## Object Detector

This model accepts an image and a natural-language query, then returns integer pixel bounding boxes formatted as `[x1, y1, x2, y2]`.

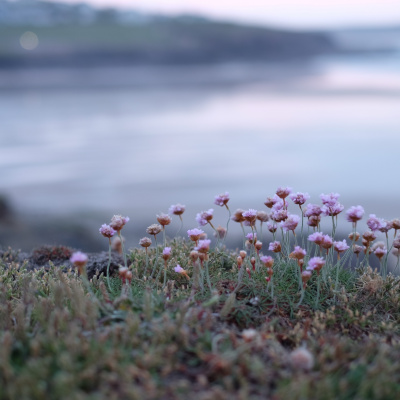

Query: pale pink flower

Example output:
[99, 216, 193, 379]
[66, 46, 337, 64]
[187, 228, 204, 241]
[195, 239, 211, 254]
[320, 193, 340, 207]
[308, 232, 325, 245]
[169, 204, 185, 216]
[157, 213, 172, 227]
[374, 246, 387, 260]
[246, 233, 257, 243]
[289, 192, 310, 206]
[276, 186, 292, 199]
[214, 192, 230, 206]
[307, 257, 325, 273]
[271, 209, 288, 222]
[290, 348, 314, 371]
[214, 226, 227, 240]
[321, 234, 333, 250]
[267, 222, 277, 233]
[264, 195, 280, 208]
[367, 214, 387, 232]
[379, 221, 393, 233]
[174, 264, 189, 279]
[321, 202, 344, 217]
[345, 206, 365, 223]
[304, 204, 322, 217]
[70, 251, 88, 266]
[307, 215, 321, 228]
[196, 209, 214, 226]
[280, 214, 300, 233]
[260, 255, 274, 268]
[289, 246, 306, 260]
[139, 237, 152, 248]
[333, 239, 350, 253]
[162, 247, 172, 257]
[99, 224, 116, 238]
[269, 241, 281, 253]
[256, 211, 269, 222]
[146, 224, 163, 236]
[110, 215, 129, 231]
[231, 209, 245, 223]
[242, 209, 258, 223]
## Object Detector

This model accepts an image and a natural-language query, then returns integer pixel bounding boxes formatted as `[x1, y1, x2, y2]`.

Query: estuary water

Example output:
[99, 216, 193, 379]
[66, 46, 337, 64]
[1, 53, 400, 232]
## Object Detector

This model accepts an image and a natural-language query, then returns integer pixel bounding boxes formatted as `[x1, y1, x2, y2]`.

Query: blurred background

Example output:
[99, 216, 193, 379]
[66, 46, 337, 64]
[0, 0, 399, 252]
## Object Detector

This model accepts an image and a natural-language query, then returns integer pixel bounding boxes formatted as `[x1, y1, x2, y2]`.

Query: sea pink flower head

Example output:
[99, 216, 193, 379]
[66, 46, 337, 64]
[70, 252, 88, 272]
[307, 215, 321, 228]
[374, 246, 387, 260]
[269, 241, 282, 253]
[346, 206, 365, 223]
[246, 233, 257, 243]
[264, 195, 280, 208]
[139, 237, 152, 248]
[256, 211, 269, 223]
[289, 246, 307, 260]
[242, 209, 258, 223]
[333, 239, 350, 253]
[174, 265, 189, 278]
[169, 204, 186, 216]
[271, 209, 288, 223]
[321, 234, 333, 249]
[110, 215, 129, 231]
[187, 228, 204, 241]
[267, 222, 278, 233]
[280, 214, 301, 233]
[321, 202, 344, 217]
[196, 209, 214, 226]
[379, 220, 393, 233]
[308, 232, 325, 245]
[162, 247, 172, 257]
[214, 192, 230, 207]
[260, 255, 274, 268]
[320, 193, 340, 207]
[231, 209, 245, 223]
[276, 186, 292, 199]
[304, 204, 322, 218]
[271, 199, 285, 212]
[99, 224, 116, 238]
[290, 192, 310, 206]
[157, 213, 172, 226]
[214, 226, 227, 240]
[307, 256, 326, 273]
[195, 239, 211, 254]
[367, 214, 387, 232]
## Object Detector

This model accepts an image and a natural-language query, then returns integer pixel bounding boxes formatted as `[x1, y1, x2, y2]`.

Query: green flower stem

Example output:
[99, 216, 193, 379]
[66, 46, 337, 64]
[118, 232, 128, 269]
[315, 273, 321, 309]
[205, 260, 212, 291]
[150, 236, 159, 278]
[106, 238, 112, 291]
[225, 204, 231, 241]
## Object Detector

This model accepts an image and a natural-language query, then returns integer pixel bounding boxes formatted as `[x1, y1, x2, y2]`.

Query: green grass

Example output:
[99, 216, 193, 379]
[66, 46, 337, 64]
[1, 241, 400, 399]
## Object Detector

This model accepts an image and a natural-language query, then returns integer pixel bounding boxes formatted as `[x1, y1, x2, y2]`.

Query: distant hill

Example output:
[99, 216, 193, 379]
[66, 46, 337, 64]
[0, 0, 338, 68]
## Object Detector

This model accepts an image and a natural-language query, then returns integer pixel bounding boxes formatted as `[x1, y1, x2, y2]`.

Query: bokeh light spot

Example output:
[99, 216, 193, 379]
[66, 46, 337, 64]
[19, 31, 39, 51]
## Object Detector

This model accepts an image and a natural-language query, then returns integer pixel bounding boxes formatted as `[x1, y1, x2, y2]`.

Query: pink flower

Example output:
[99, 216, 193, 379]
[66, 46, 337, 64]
[307, 257, 325, 273]
[169, 204, 186, 216]
[214, 192, 230, 206]
[367, 214, 387, 232]
[187, 228, 204, 241]
[276, 186, 292, 199]
[379, 221, 393, 233]
[345, 206, 365, 223]
[157, 213, 172, 226]
[174, 264, 184, 273]
[246, 233, 257, 243]
[320, 193, 340, 207]
[289, 246, 307, 260]
[99, 224, 116, 238]
[264, 195, 280, 208]
[242, 209, 257, 223]
[256, 211, 269, 222]
[260, 255, 274, 268]
[333, 239, 350, 253]
[195, 239, 211, 253]
[304, 204, 322, 217]
[374, 246, 387, 260]
[308, 232, 325, 245]
[321, 234, 333, 250]
[321, 202, 344, 217]
[269, 241, 282, 253]
[196, 209, 214, 226]
[69, 251, 88, 267]
[289, 192, 310, 205]
[110, 215, 129, 231]
[280, 214, 300, 233]
[267, 222, 278, 233]
[271, 209, 288, 222]
[163, 247, 172, 256]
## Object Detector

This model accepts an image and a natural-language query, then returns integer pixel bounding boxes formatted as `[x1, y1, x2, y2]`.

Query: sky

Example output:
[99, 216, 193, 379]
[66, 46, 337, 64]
[52, 0, 400, 29]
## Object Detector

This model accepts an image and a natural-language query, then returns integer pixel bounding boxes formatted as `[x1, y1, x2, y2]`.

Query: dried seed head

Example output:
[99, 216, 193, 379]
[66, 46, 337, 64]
[232, 209, 245, 223]
[392, 219, 400, 230]
[269, 241, 281, 253]
[169, 204, 186, 216]
[239, 250, 247, 259]
[110, 215, 129, 231]
[393, 238, 400, 249]
[237, 256, 243, 267]
[363, 231, 377, 242]
[255, 241, 263, 251]
[190, 250, 199, 262]
[214, 226, 227, 240]
[146, 224, 163, 236]
[307, 215, 321, 228]
[301, 270, 312, 284]
[353, 244, 363, 255]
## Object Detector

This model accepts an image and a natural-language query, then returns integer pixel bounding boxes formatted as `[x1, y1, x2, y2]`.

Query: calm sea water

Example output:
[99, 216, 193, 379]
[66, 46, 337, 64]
[1, 53, 400, 228]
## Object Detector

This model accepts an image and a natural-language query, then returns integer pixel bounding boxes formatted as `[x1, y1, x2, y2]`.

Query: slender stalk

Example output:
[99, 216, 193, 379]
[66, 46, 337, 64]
[118, 232, 128, 268]
[106, 238, 112, 291]
[176, 215, 183, 237]
[315, 273, 321, 309]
